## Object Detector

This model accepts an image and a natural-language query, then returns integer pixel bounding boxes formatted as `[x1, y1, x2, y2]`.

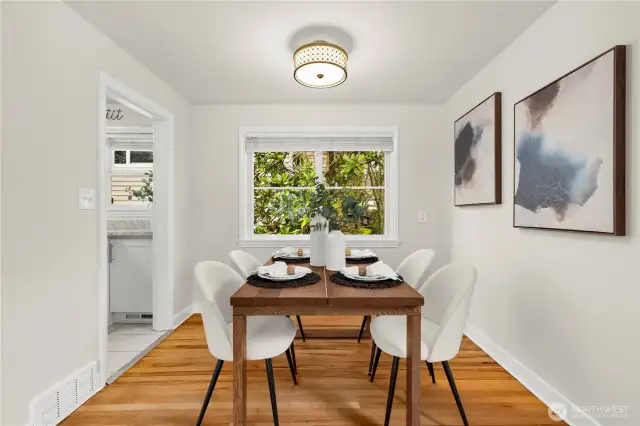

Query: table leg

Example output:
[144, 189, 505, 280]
[406, 313, 421, 426]
[233, 314, 247, 426]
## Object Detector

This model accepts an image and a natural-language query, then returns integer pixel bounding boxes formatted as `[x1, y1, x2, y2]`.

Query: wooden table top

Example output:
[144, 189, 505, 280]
[230, 261, 424, 309]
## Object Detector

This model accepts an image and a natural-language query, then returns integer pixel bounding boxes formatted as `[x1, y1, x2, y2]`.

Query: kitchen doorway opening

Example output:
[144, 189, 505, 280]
[97, 73, 175, 386]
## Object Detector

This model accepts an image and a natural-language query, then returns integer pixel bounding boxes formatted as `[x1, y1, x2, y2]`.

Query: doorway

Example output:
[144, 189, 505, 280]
[98, 73, 175, 386]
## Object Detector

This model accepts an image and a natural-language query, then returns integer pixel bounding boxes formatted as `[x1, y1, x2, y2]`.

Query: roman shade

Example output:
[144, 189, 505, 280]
[244, 134, 394, 153]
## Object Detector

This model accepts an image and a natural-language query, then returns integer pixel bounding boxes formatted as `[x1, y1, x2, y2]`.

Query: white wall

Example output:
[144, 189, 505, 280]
[1, 3, 191, 425]
[189, 104, 450, 285]
[446, 2, 639, 425]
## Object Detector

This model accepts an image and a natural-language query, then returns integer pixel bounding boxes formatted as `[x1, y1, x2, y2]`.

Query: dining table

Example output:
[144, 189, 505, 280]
[230, 259, 425, 426]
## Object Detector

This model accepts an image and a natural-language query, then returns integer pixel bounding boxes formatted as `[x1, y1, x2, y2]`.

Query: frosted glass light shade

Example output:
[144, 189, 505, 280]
[293, 41, 348, 88]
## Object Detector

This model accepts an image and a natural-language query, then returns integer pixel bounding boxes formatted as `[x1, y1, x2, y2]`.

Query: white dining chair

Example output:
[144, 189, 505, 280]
[194, 261, 298, 426]
[357, 249, 435, 343]
[230, 249, 307, 341]
[369, 263, 477, 426]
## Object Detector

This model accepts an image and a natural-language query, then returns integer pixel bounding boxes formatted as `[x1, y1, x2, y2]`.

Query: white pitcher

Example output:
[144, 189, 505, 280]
[326, 230, 346, 271]
[309, 215, 328, 266]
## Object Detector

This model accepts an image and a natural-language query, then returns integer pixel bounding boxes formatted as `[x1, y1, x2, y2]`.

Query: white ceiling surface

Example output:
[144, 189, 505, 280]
[68, 1, 553, 104]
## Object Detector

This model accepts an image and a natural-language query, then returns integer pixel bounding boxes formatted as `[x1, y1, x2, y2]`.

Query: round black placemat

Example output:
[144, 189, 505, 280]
[272, 256, 310, 264]
[345, 256, 379, 265]
[329, 272, 404, 289]
[247, 272, 321, 289]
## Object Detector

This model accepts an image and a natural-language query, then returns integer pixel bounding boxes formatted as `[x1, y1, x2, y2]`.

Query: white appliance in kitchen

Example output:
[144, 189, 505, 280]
[109, 236, 153, 322]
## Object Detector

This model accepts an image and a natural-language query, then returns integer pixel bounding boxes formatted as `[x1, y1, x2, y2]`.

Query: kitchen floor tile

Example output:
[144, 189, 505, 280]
[109, 323, 163, 335]
[107, 351, 138, 376]
[108, 333, 162, 352]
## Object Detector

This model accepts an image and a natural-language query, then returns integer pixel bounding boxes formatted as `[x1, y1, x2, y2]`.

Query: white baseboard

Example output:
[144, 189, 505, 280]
[465, 323, 602, 426]
[173, 304, 194, 328]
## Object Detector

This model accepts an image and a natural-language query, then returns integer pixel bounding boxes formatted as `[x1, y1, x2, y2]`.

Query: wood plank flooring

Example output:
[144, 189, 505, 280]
[61, 315, 564, 426]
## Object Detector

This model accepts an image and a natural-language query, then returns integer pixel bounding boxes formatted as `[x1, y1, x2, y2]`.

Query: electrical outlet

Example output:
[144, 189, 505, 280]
[418, 211, 426, 223]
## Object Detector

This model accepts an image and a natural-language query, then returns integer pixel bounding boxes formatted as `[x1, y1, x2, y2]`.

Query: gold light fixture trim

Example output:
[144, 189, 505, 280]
[293, 41, 348, 88]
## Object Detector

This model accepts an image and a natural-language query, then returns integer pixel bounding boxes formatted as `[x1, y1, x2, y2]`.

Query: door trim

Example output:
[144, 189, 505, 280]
[97, 72, 175, 386]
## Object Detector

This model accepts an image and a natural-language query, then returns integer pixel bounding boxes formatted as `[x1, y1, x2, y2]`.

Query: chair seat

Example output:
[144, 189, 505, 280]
[370, 316, 439, 360]
[224, 316, 296, 361]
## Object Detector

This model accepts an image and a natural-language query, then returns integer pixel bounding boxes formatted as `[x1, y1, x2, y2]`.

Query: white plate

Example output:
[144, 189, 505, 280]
[274, 249, 310, 259]
[258, 266, 311, 281]
[346, 251, 376, 259]
[274, 254, 309, 260]
[342, 273, 389, 282]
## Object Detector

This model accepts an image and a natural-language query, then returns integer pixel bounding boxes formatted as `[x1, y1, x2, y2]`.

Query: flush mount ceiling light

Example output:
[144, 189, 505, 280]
[293, 41, 348, 89]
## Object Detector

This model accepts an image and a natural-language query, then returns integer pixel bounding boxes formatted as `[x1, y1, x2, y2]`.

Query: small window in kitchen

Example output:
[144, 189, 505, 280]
[130, 151, 153, 164]
[114, 150, 127, 164]
[110, 149, 153, 205]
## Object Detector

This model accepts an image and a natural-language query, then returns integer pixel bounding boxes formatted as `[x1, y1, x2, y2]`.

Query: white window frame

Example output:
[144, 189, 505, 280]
[238, 126, 400, 248]
[112, 149, 154, 168]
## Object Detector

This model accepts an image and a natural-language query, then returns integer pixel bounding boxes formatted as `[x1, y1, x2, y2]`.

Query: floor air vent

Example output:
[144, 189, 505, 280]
[31, 362, 98, 425]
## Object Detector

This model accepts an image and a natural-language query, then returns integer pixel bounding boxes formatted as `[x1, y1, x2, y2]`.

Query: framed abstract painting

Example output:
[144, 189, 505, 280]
[454, 92, 502, 206]
[513, 45, 626, 235]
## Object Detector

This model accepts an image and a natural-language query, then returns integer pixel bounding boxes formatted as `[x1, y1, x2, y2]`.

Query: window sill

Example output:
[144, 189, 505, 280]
[107, 207, 152, 220]
[237, 239, 401, 249]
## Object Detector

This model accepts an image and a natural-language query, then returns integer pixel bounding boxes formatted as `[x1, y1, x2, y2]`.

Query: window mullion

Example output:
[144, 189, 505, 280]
[314, 151, 323, 183]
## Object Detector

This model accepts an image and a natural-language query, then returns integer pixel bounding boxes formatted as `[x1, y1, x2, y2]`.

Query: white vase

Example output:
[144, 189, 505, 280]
[310, 215, 328, 266]
[326, 230, 346, 271]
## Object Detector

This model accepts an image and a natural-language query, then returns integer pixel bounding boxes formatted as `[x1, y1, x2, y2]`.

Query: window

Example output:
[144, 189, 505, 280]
[107, 128, 153, 207]
[113, 150, 154, 165]
[239, 128, 398, 247]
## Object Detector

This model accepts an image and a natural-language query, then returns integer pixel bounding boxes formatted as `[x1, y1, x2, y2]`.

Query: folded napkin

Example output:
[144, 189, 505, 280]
[341, 261, 398, 279]
[273, 246, 310, 257]
[348, 249, 376, 258]
[257, 261, 289, 278]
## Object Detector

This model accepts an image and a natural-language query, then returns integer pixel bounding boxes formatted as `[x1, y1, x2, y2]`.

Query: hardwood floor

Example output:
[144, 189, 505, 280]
[62, 315, 564, 426]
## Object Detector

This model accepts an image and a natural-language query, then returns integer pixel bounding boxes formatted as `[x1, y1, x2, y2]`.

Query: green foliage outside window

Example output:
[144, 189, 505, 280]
[126, 170, 153, 203]
[253, 151, 385, 235]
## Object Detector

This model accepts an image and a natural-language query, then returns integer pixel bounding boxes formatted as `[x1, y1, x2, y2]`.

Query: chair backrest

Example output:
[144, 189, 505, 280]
[229, 250, 262, 279]
[395, 249, 436, 289]
[419, 263, 477, 362]
[194, 261, 245, 361]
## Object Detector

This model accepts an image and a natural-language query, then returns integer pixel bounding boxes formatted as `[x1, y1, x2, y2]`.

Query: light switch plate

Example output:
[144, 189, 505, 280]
[78, 188, 96, 210]
[417, 211, 426, 223]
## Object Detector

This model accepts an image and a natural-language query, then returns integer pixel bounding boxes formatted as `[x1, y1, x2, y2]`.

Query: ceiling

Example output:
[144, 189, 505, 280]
[68, 1, 553, 104]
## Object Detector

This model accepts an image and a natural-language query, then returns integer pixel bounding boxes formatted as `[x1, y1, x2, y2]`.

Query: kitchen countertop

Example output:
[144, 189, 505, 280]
[107, 219, 152, 237]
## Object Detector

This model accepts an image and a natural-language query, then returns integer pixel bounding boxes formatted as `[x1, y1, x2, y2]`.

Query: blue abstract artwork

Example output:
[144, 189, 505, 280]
[514, 48, 622, 233]
[515, 133, 602, 221]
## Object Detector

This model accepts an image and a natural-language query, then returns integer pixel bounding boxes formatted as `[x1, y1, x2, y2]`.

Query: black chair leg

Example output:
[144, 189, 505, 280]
[384, 357, 400, 426]
[370, 348, 382, 382]
[442, 361, 469, 426]
[296, 316, 306, 342]
[368, 342, 377, 376]
[426, 361, 436, 383]
[285, 349, 298, 385]
[357, 315, 369, 343]
[289, 341, 297, 374]
[196, 359, 224, 426]
[265, 359, 280, 426]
